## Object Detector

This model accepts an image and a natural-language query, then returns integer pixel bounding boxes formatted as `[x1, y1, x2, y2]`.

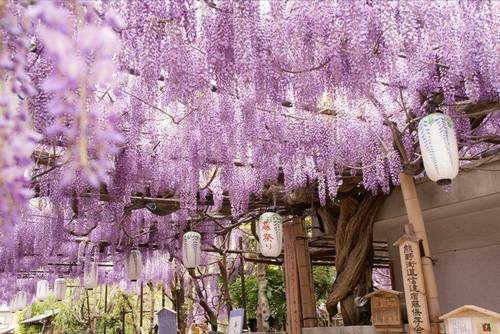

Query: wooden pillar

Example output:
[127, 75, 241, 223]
[294, 217, 318, 328]
[399, 173, 441, 333]
[284, 216, 318, 333]
[284, 219, 302, 334]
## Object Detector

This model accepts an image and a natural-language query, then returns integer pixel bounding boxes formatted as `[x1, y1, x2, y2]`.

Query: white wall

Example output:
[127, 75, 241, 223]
[374, 161, 500, 313]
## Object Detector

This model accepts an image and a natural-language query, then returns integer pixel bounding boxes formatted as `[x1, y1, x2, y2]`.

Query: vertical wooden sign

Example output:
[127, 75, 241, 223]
[394, 235, 431, 334]
[158, 308, 177, 334]
[227, 309, 245, 334]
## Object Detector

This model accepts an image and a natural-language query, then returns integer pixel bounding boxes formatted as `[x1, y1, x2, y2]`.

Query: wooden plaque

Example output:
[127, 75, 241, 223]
[366, 289, 404, 332]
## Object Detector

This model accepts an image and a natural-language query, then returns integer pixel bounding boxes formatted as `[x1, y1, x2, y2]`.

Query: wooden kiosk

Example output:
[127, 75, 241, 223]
[365, 289, 404, 333]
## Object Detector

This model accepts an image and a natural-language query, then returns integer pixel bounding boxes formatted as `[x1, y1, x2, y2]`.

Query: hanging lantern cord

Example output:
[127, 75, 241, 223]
[272, 190, 277, 212]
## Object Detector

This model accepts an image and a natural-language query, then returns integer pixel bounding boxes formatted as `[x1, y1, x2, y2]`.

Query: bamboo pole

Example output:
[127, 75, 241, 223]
[399, 173, 441, 334]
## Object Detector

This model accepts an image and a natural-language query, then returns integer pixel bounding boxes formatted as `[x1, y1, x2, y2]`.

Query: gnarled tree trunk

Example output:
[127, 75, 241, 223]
[256, 262, 271, 332]
[325, 191, 386, 325]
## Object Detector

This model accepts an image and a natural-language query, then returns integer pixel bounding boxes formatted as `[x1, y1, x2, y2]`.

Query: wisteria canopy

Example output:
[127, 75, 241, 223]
[0, 0, 499, 305]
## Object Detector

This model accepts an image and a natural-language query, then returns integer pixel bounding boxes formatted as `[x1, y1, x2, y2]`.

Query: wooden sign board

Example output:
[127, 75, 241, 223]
[158, 308, 177, 334]
[440, 305, 500, 334]
[366, 289, 404, 332]
[227, 309, 245, 334]
[394, 235, 431, 334]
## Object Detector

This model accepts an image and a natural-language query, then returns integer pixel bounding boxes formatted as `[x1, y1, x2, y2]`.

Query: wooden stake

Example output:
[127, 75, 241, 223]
[86, 289, 92, 330]
[399, 173, 441, 333]
[394, 233, 431, 334]
[104, 284, 108, 334]
[140, 282, 144, 328]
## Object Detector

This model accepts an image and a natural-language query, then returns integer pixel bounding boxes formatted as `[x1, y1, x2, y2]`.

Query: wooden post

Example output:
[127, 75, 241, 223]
[104, 284, 108, 334]
[283, 218, 303, 334]
[394, 232, 431, 334]
[140, 282, 144, 328]
[399, 173, 441, 333]
[150, 284, 155, 334]
[239, 237, 248, 329]
[294, 217, 318, 328]
[86, 289, 92, 329]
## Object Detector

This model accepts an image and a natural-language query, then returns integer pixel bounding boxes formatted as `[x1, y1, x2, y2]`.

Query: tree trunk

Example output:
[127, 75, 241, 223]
[256, 262, 270, 332]
[326, 192, 386, 325]
[218, 254, 233, 317]
[189, 268, 219, 331]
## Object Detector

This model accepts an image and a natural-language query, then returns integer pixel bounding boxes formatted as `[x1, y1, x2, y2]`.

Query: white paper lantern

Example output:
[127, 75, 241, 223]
[257, 212, 283, 257]
[36, 280, 49, 301]
[182, 231, 201, 269]
[73, 286, 83, 301]
[54, 278, 66, 301]
[16, 291, 28, 310]
[127, 250, 143, 282]
[418, 113, 459, 185]
[9, 298, 16, 313]
[11, 294, 20, 312]
[83, 261, 99, 289]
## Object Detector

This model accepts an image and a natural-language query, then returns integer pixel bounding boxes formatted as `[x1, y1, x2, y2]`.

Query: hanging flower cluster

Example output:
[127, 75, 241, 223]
[28, 1, 124, 188]
[0, 8, 41, 236]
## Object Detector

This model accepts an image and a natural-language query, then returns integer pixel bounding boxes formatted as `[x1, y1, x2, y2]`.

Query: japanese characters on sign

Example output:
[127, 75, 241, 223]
[395, 235, 431, 334]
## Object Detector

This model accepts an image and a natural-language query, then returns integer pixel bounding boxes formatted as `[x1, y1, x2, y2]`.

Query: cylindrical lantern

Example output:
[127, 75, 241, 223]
[54, 278, 66, 301]
[16, 291, 27, 310]
[36, 280, 49, 301]
[9, 298, 16, 313]
[127, 249, 143, 282]
[73, 286, 83, 301]
[418, 113, 459, 185]
[257, 212, 283, 257]
[83, 262, 99, 289]
[182, 231, 201, 269]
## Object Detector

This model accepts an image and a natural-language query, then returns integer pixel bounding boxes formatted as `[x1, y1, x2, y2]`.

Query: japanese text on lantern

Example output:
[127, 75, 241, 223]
[261, 220, 274, 250]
